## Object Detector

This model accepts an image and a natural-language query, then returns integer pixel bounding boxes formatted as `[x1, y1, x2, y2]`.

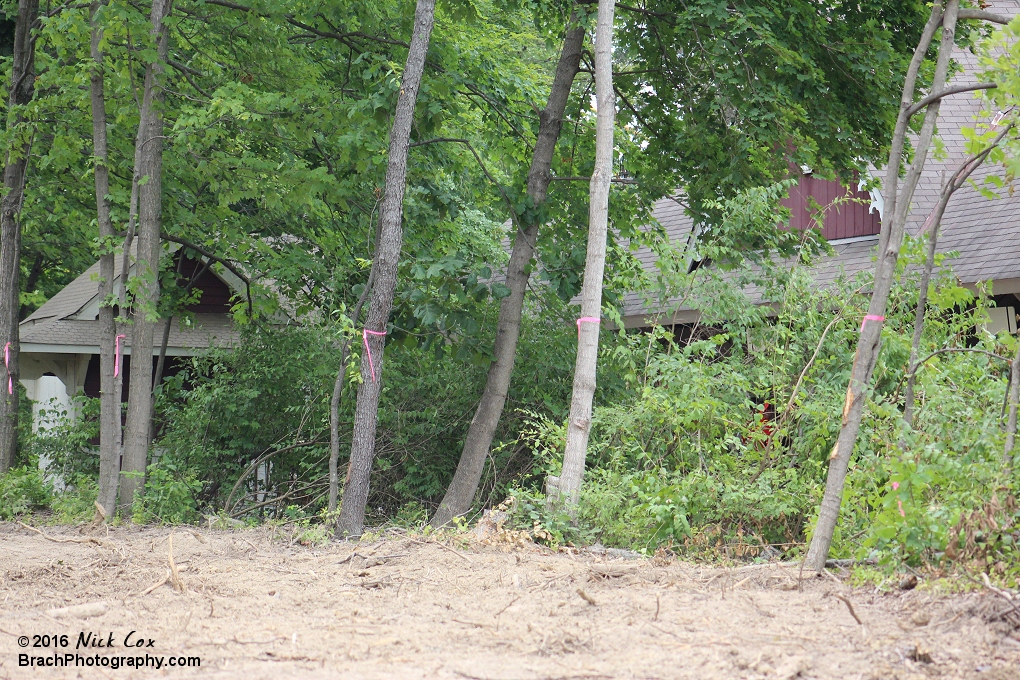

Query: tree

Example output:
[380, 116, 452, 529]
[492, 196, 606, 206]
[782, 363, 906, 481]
[431, 10, 586, 527]
[554, 0, 615, 510]
[119, 0, 173, 512]
[337, 0, 438, 537]
[0, 0, 38, 474]
[88, 0, 121, 517]
[803, 0, 1014, 571]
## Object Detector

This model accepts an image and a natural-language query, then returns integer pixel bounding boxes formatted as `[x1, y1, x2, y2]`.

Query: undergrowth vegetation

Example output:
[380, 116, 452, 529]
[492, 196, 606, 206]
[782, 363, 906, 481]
[3, 236, 1019, 582]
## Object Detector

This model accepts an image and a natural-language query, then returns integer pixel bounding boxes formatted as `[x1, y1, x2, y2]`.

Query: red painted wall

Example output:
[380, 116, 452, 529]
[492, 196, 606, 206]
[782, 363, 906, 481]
[782, 175, 881, 240]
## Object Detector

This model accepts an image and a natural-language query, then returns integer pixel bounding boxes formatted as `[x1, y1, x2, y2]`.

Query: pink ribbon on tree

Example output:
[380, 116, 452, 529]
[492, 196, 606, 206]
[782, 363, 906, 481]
[362, 329, 387, 383]
[114, 334, 127, 378]
[891, 481, 905, 517]
[3, 342, 10, 395]
[576, 317, 601, 340]
[860, 314, 885, 332]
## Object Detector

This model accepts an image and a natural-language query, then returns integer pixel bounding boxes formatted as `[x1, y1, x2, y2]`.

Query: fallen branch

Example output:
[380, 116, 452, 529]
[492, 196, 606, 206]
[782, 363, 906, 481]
[981, 572, 1020, 622]
[18, 522, 104, 546]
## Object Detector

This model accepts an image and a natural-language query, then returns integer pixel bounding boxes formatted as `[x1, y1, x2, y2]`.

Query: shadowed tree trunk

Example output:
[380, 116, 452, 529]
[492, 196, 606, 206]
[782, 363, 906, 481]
[90, 0, 121, 518]
[804, 0, 959, 572]
[430, 14, 586, 527]
[119, 0, 173, 513]
[554, 0, 616, 512]
[0, 0, 38, 474]
[336, 0, 436, 538]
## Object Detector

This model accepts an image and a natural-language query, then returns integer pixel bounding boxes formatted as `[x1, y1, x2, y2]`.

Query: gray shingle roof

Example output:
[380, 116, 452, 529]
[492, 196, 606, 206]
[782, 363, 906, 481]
[20, 315, 238, 356]
[20, 249, 241, 355]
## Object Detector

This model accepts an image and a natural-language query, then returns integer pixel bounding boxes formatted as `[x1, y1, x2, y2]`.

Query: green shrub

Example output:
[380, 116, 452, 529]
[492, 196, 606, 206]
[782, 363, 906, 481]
[0, 466, 52, 519]
[50, 476, 99, 524]
[132, 461, 204, 525]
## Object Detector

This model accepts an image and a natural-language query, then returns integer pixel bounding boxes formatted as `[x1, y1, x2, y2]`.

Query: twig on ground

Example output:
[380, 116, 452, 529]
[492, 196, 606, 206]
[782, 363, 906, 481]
[140, 571, 170, 596]
[832, 593, 863, 625]
[452, 618, 490, 628]
[406, 536, 473, 563]
[577, 588, 597, 606]
[821, 568, 842, 585]
[494, 595, 519, 619]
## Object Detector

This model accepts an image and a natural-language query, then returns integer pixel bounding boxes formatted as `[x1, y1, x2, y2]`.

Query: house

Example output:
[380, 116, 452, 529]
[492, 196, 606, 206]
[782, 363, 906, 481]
[620, 9, 1020, 335]
[18, 246, 243, 431]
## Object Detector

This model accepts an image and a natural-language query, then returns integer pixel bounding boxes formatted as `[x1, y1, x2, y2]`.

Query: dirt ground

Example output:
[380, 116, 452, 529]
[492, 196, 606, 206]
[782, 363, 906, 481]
[0, 522, 1018, 680]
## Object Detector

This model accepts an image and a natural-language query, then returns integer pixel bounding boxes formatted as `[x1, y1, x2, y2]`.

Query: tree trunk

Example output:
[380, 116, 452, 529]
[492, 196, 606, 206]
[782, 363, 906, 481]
[90, 0, 120, 516]
[336, 0, 436, 538]
[0, 0, 38, 474]
[430, 15, 586, 527]
[903, 128, 1010, 426]
[555, 0, 616, 512]
[328, 263, 376, 514]
[804, 0, 959, 572]
[119, 0, 173, 513]
[1006, 339, 1020, 467]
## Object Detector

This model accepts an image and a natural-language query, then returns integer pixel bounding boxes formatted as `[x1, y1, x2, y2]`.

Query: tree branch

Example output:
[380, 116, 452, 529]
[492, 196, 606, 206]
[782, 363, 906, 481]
[203, 0, 409, 48]
[906, 83, 998, 118]
[118, 231, 254, 316]
[957, 9, 1011, 25]
[549, 175, 638, 184]
[167, 59, 212, 99]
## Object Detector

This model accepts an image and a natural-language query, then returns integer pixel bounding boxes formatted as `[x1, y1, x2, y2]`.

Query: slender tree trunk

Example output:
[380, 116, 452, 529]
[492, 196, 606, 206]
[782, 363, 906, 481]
[328, 264, 376, 514]
[554, 0, 616, 512]
[90, 0, 120, 515]
[0, 0, 38, 474]
[336, 0, 436, 538]
[902, 228, 942, 429]
[903, 129, 1010, 426]
[804, 0, 959, 572]
[1006, 340, 1020, 466]
[430, 15, 586, 527]
[119, 0, 173, 513]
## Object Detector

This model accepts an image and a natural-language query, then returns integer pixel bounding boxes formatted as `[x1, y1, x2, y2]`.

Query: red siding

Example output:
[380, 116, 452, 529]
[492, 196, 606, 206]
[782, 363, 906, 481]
[781, 175, 881, 240]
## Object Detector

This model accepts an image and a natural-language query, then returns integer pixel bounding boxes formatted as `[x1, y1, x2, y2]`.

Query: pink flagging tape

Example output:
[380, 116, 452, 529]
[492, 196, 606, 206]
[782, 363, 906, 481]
[3, 342, 10, 395]
[891, 481, 905, 517]
[114, 334, 127, 378]
[860, 314, 885, 331]
[576, 317, 601, 340]
[362, 329, 387, 383]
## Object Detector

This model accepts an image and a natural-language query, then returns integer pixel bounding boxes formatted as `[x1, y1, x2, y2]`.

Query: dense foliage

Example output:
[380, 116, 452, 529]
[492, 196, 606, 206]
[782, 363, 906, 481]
[1, 1, 1019, 583]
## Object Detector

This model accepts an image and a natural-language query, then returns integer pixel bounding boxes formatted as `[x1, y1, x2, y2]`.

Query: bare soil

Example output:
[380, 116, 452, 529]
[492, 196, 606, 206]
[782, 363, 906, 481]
[0, 522, 1018, 679]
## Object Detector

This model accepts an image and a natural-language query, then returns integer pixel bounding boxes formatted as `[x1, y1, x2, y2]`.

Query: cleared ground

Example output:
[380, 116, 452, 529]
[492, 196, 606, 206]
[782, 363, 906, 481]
[0, 522, 1017, 679]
